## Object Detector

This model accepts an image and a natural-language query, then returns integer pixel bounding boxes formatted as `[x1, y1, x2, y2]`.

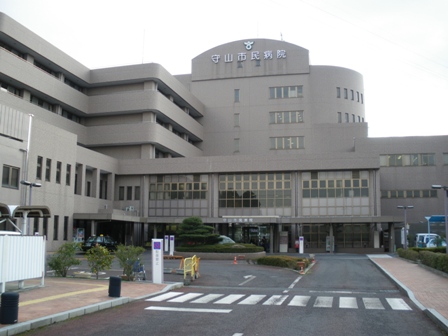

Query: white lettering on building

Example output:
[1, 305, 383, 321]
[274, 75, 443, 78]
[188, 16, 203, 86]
[210, 41, 287, 65]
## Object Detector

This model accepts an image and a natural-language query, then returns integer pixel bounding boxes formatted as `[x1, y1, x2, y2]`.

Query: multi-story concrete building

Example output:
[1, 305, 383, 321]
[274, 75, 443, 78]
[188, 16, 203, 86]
[1, 12, 447, 252]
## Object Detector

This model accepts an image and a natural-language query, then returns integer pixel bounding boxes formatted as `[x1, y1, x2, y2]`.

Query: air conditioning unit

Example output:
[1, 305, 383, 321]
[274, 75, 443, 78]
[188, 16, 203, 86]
[129, 206, 135, 211]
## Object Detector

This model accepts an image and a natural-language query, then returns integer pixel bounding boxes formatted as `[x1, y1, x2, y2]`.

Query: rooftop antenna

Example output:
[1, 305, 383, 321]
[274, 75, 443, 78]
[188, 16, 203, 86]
[280, 33, 283, 41]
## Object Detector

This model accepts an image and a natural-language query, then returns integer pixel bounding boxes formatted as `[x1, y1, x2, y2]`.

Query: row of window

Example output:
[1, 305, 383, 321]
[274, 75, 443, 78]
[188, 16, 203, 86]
[336, 87, 364, 104]
[337, 112, 365, 123]
[31, 215, 69, 241]
[381, 190, 437, 199]
[269, 111, 304, 124]
[36, 156, 71, 185]
[118, 185, 141, 201]
[380, 154, 436, 167]
[270, 136, 305, 150]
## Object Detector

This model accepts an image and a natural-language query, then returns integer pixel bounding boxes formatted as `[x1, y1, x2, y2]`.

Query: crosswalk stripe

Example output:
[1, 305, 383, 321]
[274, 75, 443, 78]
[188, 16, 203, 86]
[214, 294, 245, 304]
[363, 298, 385, 310]
[314, 296, 333, 308]
[168, 293, 204, 302]
[145, 306, 232, 313]
[386, 298, 412, 311]
[288, 295, 311, 307]
[191, 294, 224, 303]
[238, 295, 266, 305]
[146, 292, 184, 302]
[262, 295, 288, 306]
[340, 297, 358, 309]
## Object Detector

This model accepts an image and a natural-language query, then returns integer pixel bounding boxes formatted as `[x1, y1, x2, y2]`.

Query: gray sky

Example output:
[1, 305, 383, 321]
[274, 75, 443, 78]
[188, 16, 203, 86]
[2, 0, 448, 137]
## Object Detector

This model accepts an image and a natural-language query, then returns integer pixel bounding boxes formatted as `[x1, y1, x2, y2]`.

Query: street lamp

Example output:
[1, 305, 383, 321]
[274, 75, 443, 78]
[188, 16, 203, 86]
[432, 185, 448, 253]
[20, 180, 42, 235]
[397, 205, 413, 250]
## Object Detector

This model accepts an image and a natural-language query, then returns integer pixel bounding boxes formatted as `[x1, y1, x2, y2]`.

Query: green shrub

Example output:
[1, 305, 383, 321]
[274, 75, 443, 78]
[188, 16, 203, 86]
[256, 256, 310, 270]
[47, 242, 81, 277]
[177, 216, 220, 246]
[420, 250, 448, 273]
[86, 245, 114, 279]
[115, 244, 146, 280]
[397, 248, 419, 262]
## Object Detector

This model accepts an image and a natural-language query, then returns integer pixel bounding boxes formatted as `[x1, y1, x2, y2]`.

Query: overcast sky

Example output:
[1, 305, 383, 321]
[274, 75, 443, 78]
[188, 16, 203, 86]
[2, 0, 448, 138]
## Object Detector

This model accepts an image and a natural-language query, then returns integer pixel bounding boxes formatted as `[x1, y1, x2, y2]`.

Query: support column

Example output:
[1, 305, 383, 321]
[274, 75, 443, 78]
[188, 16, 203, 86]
[388, 222, 395, 253]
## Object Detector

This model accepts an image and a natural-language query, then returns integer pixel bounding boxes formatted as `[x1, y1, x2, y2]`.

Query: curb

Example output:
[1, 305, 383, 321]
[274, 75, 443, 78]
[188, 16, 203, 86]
[0, 282, 183, 336]
[368, 257, 448, 334]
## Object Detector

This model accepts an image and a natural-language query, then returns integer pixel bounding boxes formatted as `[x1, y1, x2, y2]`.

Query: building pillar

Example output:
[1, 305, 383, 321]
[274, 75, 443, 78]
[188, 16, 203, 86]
[388, 222, 395, 253]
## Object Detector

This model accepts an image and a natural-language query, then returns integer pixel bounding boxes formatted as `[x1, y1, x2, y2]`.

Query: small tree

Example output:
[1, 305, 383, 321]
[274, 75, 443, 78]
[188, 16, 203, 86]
[85, 245, 114, 279]
[115, 244, 146, 280]
[47, 242, 81, 277]
[177, 216, 220, 246]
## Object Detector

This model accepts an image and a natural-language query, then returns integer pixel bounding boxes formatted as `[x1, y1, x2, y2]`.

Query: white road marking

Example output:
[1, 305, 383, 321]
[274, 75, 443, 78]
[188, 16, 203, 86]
[288, 295, 311, 307]
[284, 276, 302, 293]
[214, 294, 245, 304]
[363, 298, 385, 310]
[314, 296, 333, 308]
[339, 297, 358, 309]
[238, 295, 266, 305]
[191, 294, 224, 303]
[263, 295, 288, 306]
[239, 275, 256, 286]
[146, 292, 184, 301]
[168, 293, 204, 302]
[386, 298, 412, 310]
[145, 306, 232, 313]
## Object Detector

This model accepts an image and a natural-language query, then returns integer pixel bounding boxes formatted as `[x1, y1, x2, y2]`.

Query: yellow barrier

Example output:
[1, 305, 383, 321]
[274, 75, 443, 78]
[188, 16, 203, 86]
[184, 255, 201, 281]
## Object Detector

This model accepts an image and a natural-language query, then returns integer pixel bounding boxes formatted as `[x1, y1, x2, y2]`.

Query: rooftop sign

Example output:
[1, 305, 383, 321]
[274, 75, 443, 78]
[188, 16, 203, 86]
[211, 41, 286, 65]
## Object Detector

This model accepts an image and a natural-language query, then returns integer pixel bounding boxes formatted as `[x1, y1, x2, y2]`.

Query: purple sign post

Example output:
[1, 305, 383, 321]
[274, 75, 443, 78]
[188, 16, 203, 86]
[152, 239, 164, 284]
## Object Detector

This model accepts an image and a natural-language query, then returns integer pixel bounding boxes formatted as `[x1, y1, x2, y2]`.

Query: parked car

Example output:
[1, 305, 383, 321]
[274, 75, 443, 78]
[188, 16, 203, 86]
[81, 235, 117, 252]
[218, 235, 235, 244]
[415, 233, 440, 247]
[426, 238, 447, 248]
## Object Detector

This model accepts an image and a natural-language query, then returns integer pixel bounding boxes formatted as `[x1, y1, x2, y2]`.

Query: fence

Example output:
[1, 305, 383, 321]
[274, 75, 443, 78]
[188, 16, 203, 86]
[0, 235, 46, 293]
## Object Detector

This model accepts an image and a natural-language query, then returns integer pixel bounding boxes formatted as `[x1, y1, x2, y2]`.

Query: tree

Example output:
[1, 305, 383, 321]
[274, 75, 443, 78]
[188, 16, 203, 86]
[115, 244, 146, 281]
[177, 216, 221, 246]
[85, 245, 114, 279]
[47, 242, 81, 277]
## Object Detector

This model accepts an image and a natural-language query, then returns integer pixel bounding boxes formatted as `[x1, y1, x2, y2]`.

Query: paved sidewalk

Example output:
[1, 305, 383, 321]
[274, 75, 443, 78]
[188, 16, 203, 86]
[369, 255, 448, 333]
[0, 277, 182, 336]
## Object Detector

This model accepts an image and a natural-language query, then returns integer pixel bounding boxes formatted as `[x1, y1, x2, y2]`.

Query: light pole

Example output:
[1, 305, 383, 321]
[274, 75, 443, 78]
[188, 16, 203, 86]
[432, 185, 448, 254]
[397, 205, 413, 250]
[20, 180, 42, 235]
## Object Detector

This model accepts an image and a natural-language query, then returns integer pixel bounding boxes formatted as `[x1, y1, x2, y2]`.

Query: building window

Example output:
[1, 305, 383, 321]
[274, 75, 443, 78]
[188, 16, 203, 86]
[234, 114, 240, 127]
[357, 91, 360, 102]
[149, 174, 208, 201]
[336, 87, 341, 98]
[361, 93, 364, 104]
[269, 111, 304, 124]
[337, 112, 342, 123]
[45, 159, 51, 181]
[63, 216, 69, 240]
[352, 114, 356, 122]
[345, 113, 349, 123]
[234, 138, 240, 152]
[53, 215, 59, 241]
[269, 86, 303, 99]
[36, 156, 43, 179]
[33, 218, 39, 235]
[234, 89, 240, 103]
[270, 136, 304, 150]
[127, 186, 132, 200]
[344, 88, 348, 99]
[66, 164, 71, 186]
[380, 153, 436, 167]
[56, 161, 62, 184]
[134, 186, 140, 201]
[351, 90, 354, 100]
[86, 181, 91, 197]
[119, 186, 125, 200]
[43, 218, 48, 240]
[444, 153, 448, 165]
[2, 165, 20, 189]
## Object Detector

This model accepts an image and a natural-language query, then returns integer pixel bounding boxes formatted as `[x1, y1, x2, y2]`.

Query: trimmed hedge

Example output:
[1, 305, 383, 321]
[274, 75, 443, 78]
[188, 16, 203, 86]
[398, 248, 448, 274]
[256, 255, 310, 271]
[176, 243, 263, 253]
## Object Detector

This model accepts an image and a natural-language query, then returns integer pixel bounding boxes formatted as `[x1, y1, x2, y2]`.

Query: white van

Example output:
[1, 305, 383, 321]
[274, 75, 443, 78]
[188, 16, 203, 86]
[415, 233, 440, 247]
[0, 230, 21, 235]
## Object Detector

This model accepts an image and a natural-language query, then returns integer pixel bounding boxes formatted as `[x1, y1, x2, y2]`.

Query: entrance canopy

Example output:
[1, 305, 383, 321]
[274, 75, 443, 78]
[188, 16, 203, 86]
[0, 203, 51, 218]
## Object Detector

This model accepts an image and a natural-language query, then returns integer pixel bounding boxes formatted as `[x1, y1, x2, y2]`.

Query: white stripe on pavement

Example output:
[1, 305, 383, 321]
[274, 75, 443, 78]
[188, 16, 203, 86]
[191, 294, 224, 303]
[314, 296, 333, 308]
[238, 295, 266, 305]
[339, 297, 358, 309]
[145, 292, 184, 302]
[145, 306, 232, 313]
[214, 294, 245, 304]
[386, 298, 412, 310]
[263, 295, 288, 306]
[168, 293, 204, 302]
[363, 298, 385, 310]
[288, 295, 311, 307]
